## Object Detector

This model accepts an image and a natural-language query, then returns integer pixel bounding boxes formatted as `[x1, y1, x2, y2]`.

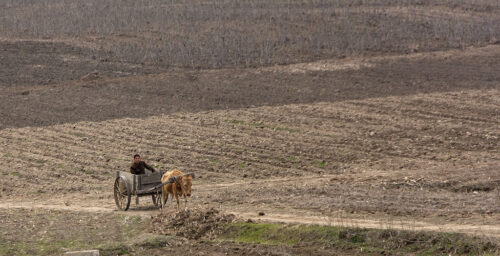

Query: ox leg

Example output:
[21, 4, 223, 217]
[173, 188, 180, 209]
[161, 192, 168, 209]
[160, 187, 166, 209]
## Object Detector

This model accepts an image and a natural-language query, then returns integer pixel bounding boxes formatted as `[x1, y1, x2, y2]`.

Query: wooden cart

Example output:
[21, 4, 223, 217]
[113, 170, 166, 211]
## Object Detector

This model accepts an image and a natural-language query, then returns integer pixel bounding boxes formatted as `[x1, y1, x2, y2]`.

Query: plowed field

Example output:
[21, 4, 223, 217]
[1, 12, 499, 253]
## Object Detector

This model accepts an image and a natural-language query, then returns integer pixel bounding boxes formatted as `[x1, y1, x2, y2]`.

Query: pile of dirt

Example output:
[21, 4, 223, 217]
[150, 208, 235, 239]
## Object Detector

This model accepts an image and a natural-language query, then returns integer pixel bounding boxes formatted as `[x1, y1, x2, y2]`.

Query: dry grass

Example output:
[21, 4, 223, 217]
[1, 0, 499, 68]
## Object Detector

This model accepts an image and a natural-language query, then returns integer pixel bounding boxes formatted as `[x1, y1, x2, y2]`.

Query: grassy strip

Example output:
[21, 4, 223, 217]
[0, 234, 168, 256]
[220, 222, 499, 255]
[0, 214, 152, 256]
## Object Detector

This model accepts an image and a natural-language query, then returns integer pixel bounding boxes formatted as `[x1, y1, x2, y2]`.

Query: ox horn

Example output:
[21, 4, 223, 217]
[184, 173, 195, 179]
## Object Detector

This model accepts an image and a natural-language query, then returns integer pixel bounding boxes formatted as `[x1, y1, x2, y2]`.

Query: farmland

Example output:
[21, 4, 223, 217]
[0, 0, 499, 255]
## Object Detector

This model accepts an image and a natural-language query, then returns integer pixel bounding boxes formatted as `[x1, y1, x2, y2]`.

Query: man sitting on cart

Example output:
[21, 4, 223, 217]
[130, 154, 157, 175]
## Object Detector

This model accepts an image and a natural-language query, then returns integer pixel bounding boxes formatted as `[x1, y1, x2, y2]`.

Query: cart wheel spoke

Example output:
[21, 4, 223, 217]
[114, 177, 131, 211]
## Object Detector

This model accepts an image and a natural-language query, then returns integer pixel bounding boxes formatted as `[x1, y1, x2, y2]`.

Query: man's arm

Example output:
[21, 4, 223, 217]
[143, 162, 156, 172]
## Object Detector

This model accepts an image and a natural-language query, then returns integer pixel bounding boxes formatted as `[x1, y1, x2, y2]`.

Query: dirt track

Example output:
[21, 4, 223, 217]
[1, 196, 499, 239]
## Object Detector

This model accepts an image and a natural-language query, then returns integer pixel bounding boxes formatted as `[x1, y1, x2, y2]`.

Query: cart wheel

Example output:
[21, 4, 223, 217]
[114, 176, 131, 211]
[152, 193, 160, 208]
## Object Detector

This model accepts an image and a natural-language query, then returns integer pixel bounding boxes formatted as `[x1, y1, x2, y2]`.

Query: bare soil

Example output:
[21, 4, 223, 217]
[1, 5, 499, 254]
[0, 68, 499, 239]
[1, 42, 499, 129]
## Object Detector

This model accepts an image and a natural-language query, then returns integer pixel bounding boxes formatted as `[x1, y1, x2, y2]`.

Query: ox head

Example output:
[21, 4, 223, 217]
[180, 173, 195, 197]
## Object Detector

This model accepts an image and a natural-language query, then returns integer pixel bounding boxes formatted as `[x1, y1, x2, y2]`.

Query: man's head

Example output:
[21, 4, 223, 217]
[133, 154, 141, 164]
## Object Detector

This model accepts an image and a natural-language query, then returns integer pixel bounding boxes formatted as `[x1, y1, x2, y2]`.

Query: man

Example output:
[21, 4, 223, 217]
[130, 154, 156, 175]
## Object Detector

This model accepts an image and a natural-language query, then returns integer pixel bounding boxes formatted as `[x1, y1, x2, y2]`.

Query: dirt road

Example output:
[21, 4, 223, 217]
[1, 196, 499, 238]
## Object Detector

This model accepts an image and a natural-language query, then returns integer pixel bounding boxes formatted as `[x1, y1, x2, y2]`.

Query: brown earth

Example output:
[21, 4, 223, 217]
[1, 22, 500, 255]
[0, 76, 499, 239]
[1, 42, 499, 129]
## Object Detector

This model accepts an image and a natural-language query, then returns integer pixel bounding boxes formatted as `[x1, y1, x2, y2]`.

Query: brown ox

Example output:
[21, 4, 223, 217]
[160, 169, 194, 209]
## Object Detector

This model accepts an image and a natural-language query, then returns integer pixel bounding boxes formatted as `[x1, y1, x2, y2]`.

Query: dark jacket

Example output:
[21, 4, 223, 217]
[130, 161, 156, 175]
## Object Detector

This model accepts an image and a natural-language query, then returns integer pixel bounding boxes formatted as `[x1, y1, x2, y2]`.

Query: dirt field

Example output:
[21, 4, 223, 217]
[2, 43, 499, 129]
[1, 47, 500, 253]
[1, 1, 500, 255]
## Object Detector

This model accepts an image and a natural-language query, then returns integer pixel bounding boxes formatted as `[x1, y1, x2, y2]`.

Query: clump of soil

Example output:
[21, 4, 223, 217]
[80, 71, 101, 81]
[150, 208, 235, 239]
